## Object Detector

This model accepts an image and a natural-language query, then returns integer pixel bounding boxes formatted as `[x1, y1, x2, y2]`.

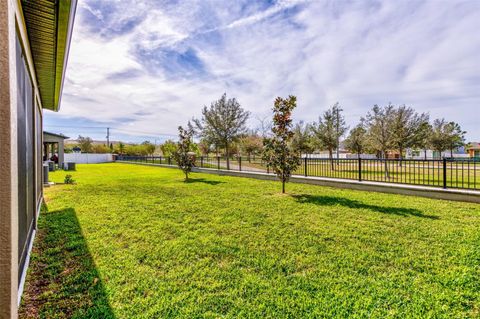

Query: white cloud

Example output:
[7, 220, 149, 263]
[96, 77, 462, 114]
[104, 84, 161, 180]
[49, 0, 480, 142]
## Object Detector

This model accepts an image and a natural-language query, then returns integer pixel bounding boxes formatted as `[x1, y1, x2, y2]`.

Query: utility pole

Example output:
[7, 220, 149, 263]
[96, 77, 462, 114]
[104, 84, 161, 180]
[336, 107, 340, 159]
[106, 127, 110, 147]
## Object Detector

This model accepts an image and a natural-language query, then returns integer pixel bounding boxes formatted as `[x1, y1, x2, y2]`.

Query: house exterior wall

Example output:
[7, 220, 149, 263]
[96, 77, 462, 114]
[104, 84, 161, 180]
[0, 0, 45, 317]
[1, 1, 18, 317]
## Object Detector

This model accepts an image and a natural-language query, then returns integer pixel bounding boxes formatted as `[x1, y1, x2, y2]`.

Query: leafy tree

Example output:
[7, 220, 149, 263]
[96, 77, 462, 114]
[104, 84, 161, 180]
[77, 135, 93, 153]
[198, 138, 211, 155]
[412, 120, 432, 160]
[192, 93, 249, 169]
[92, 144, 110, 154]
[446, 121, 466, 157]
[239, 134, 263, 161]
[310, 103, 347, 169]
[117, 142, 126, 155]
[124, 144, 148, 156]
[290, 121, 314, 155]
[428, 119, 465, 158]
[160, 140, 177, 157]
[173, 126, 195, 181]
[262, 96, 300, 194]
[344, 124, 367, 158]
[391, 106, 429, 162]
[363, 104, 396, 177]
[141, 141, 156, 155]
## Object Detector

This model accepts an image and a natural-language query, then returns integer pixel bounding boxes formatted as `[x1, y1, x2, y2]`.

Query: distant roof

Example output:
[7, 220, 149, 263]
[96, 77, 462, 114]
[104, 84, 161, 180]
[21, 0, 77, 111]
[467, 142, 480, 150]
[43, 131, 69, 139]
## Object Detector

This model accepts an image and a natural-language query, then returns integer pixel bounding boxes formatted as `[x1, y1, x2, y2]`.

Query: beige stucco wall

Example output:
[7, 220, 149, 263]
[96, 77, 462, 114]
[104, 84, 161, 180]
[0, 0, 18, 317]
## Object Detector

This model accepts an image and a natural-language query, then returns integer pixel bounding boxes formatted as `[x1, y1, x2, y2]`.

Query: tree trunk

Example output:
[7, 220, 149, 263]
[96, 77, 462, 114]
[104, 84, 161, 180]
[399, 147, 403, 167]
[383, 151, 390, 178]
[282, 180, 285, 194]
[329, 148, 334, 171]
[184, 171, 189, 182]
[424, 149, 427, 160]
[225, 143, 230, 170]
[450, 149, 453, 158]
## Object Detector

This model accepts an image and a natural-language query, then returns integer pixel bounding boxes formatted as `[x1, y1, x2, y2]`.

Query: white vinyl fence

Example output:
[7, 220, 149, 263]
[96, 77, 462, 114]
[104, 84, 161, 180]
[64, 153, 113, 164]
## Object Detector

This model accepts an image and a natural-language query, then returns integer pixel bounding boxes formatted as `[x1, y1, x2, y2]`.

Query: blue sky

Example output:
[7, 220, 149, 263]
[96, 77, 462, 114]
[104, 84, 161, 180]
[44, 0, 480, 143]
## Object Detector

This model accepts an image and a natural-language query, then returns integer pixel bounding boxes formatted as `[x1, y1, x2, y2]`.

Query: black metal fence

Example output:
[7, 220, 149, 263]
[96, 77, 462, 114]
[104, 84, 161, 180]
[115, 155, 480, 191]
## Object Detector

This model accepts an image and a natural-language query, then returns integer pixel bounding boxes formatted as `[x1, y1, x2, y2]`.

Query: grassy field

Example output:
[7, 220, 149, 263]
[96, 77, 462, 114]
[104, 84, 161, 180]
[20, 163, 480, 318]
[126, 157, 480, 189]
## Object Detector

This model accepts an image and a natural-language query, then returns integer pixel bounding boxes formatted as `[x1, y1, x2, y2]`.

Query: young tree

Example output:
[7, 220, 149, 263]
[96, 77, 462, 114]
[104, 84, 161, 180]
[391, 106, 429, 164]
[446, 122, 466, 157]
[262, 96, 300, 194]
[364, 104, 396, 177]
[77, 135, 93, 153]
[173, 126, 195, 181]
[310, 103, 347, 169]
[192, 93, 249, 169]
[290, 121, 314, 156]
[160, 140, 177, 157]
[429, 119, 454, 158]
[344, 124, 367, 158]
[118, 142, 126, 155]
[239, 134, 263, 162]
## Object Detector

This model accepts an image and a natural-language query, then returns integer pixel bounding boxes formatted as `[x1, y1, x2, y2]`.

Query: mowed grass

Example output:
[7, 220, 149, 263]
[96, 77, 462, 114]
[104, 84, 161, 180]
[20, 163, 480, 318]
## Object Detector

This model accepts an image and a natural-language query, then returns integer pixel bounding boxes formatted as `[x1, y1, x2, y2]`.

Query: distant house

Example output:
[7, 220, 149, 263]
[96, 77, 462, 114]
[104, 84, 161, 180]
[467, 143, 480, 158]
[406, 148, 470, 160]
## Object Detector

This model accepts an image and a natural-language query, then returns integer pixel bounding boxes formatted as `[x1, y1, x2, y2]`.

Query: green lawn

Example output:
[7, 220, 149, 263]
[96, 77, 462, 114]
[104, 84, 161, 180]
[127, 157, 480, 189]
[20, 163, 480, 318]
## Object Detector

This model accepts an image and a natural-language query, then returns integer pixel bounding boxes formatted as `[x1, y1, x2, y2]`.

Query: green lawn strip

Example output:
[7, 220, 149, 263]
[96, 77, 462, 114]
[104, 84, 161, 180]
[20, 163, 480, 318]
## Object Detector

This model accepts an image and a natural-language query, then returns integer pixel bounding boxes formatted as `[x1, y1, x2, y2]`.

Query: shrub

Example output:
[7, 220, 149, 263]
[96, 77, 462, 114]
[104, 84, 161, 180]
[64, 174, 75, 184]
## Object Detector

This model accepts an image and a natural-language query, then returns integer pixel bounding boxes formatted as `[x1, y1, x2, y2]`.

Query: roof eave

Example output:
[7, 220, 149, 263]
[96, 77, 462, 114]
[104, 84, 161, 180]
[53, 0, 77, 112]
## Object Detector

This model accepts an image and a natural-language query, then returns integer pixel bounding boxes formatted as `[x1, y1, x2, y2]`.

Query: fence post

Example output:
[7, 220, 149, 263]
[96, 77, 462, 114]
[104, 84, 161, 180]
[358, 157, 362, 182]
[239, 157, 242, 171]
[304, 157, 308, 177]
[443, 158, 447, 189]
[217, 157, 220, 170]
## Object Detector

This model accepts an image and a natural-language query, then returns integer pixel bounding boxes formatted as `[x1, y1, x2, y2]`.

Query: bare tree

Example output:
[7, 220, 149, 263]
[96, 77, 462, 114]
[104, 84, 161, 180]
[191, 93, 249, 169]
[256, 115, 272, 138]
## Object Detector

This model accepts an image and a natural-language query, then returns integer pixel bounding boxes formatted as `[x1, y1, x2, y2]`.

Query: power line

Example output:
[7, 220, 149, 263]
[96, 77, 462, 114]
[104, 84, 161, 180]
[43, 124, 177, 137]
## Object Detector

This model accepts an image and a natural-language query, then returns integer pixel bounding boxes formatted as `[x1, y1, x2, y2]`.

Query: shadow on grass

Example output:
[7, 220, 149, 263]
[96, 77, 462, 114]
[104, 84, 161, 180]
[185, 178, 225, 185]
[292, 194, 439, 219]
[19, 207, 115, 318]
